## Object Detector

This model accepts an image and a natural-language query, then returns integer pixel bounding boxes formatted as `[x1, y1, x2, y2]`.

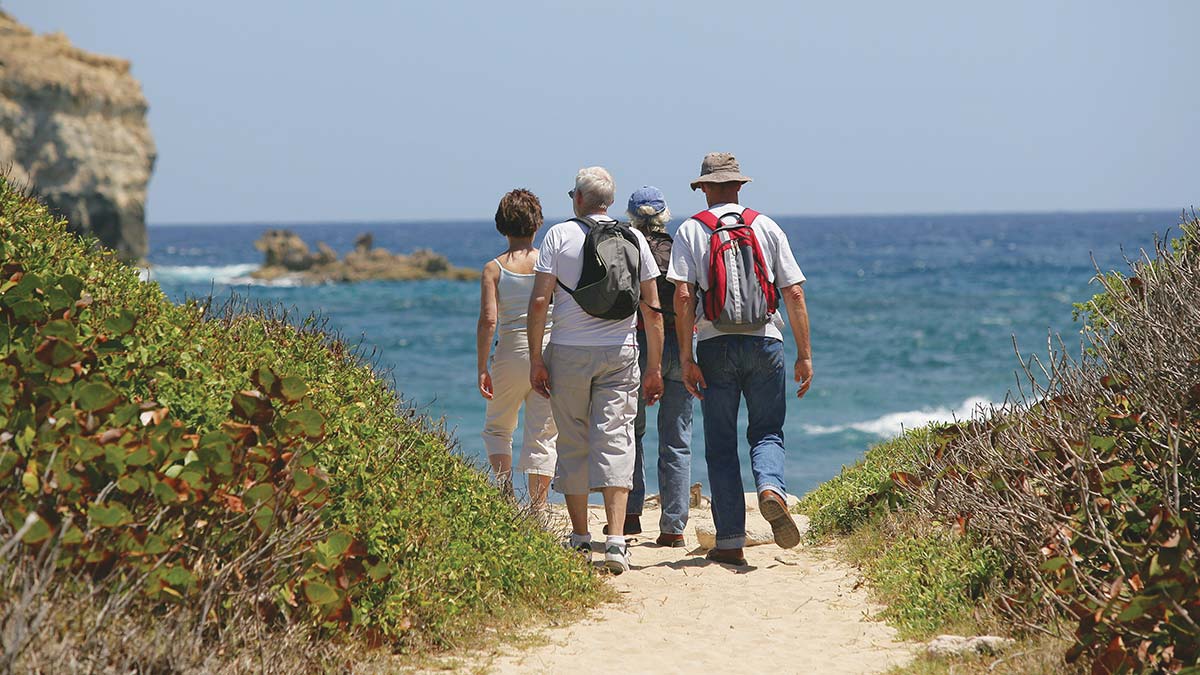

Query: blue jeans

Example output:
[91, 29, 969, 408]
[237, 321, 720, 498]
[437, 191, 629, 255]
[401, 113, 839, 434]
[629, 329, 694, 535]
[696, 335, 788, 549]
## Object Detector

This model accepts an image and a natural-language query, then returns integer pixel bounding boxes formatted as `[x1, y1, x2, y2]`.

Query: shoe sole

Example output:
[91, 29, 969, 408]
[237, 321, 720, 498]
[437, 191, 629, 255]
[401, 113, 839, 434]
[603, 558, 629, 575]
[760, 496, 801, 549]
[705, 552, 748, 567]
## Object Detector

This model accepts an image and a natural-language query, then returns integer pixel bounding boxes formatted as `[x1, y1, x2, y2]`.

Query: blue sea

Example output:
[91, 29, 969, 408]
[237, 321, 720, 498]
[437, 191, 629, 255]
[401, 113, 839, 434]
[144, 210, 1182, 499]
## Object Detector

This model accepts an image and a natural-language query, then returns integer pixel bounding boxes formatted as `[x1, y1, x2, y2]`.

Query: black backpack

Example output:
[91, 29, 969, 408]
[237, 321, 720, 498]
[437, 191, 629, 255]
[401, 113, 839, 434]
[557, 216, 642, 320]
[643, 230, 676, 327]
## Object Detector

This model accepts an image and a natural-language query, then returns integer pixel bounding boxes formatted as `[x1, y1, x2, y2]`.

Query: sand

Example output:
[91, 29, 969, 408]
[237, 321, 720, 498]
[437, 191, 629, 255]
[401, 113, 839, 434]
[473, 494, 915, 675]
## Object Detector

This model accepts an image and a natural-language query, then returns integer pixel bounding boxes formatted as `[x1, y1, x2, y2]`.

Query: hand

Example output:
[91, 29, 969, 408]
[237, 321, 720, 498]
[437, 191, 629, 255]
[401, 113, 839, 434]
[642, 369, 664, 406]
[682, 360, 706, 400]
[530, 358, 551, 399]
[795, 358, 813, 399]
[479, 370, 494, 400]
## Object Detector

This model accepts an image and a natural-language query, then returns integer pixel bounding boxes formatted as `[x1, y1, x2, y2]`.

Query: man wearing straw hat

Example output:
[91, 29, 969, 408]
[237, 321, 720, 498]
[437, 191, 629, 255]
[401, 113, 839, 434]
[667, 152, 813, 567]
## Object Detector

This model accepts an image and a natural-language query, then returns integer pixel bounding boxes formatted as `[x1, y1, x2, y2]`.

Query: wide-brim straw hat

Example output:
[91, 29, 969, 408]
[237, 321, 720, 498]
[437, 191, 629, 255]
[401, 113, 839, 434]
[690, 152, 753, 190]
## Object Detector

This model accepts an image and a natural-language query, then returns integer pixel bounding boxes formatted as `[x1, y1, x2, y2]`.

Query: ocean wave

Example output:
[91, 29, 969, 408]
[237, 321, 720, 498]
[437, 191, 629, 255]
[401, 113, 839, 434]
[142, 264, 304, 287]
[802, 396, 995, 438]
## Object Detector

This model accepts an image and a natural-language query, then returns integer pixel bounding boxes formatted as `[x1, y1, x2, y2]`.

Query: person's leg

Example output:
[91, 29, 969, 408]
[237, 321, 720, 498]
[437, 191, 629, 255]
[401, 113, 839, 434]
[489, 455, 514, 496]
[657, 336, 693, 537]
[527, 474, 551, 508]
[546, 345, 595, 534]
[742, 337, 800, 549]
[517, 371, 557, 508]
[696, 336, 746, 550]
[601, 486, 629, 535]
[564, 493, 590, 536]
[481, 354, 523, 490]
[588, 345, 639, 541]
[742, 338, 788, 499]
[628, 331, 649, 518]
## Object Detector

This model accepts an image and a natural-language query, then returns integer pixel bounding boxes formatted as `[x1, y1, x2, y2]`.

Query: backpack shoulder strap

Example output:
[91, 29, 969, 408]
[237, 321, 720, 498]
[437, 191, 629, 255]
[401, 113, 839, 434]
[556, 217, 596, 295]
[691, 210, 721, 231]
[741, 208, 761, 225]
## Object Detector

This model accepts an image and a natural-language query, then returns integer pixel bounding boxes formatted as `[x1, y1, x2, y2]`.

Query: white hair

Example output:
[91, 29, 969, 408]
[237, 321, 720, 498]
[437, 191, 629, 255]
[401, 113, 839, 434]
[574, 166, 615, 211]
[627, 203, 672, 232]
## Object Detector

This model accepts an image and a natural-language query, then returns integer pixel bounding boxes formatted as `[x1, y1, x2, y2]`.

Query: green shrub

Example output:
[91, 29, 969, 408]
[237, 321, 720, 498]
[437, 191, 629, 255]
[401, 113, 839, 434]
[856, 525, 1004, 639]
[0, 178, 599, 661]
[902, 215, 1200, 672]
[1072, 216, 1199, 338]
[799, 426, 946, 536]
[0, 245, 344, 620]
[807, 215, 1200, 673]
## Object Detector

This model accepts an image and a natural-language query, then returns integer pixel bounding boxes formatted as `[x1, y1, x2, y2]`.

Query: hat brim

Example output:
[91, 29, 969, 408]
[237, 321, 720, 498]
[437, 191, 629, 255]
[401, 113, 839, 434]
[690, 172, 753, 190]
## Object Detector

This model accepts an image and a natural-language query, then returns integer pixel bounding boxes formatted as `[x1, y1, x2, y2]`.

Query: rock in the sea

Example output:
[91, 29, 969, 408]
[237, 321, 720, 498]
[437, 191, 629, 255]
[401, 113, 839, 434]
[926, 635, 1014, 658]
[251, 229, 477, 283]
[0, 11, 155, 261]
[255, 230, 315, 271]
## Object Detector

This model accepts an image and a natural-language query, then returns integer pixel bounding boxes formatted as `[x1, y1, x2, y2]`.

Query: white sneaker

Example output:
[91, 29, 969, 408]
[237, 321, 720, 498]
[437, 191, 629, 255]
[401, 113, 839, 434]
[565, 534, 593, 563]
[604, 541, 631, 575]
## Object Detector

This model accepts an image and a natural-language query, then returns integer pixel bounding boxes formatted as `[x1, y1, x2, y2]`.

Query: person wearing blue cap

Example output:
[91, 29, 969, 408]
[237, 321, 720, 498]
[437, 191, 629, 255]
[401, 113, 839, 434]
[618, 186, 694, 547]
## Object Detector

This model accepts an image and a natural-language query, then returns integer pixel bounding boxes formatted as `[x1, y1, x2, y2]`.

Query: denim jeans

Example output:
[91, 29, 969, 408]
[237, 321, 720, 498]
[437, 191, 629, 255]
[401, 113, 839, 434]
[629, 328, 694, 535]
[696, 335, 788, 549]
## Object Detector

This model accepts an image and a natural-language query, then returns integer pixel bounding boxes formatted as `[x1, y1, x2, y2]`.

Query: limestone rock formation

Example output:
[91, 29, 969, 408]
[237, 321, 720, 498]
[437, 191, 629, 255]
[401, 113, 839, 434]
[0, 11, 156, 261]
[252, 229, 477, 283]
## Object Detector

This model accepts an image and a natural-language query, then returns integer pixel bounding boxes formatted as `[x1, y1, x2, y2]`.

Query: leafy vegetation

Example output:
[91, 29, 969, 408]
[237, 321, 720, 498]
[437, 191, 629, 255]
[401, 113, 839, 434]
[853, 521, 1003, 638]
[802, 216, 1200, 673]
[0, 179, 599, 671]
[799, 426, 942, 536]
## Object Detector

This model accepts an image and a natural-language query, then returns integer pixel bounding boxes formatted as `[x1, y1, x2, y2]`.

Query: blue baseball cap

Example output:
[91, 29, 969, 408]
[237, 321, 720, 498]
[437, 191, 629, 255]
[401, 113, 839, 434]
[627, 185, 667, 215]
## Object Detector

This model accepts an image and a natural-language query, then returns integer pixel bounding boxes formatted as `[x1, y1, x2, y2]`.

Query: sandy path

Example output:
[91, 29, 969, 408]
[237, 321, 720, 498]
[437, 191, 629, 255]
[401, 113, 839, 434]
[477, 494, 915, 675]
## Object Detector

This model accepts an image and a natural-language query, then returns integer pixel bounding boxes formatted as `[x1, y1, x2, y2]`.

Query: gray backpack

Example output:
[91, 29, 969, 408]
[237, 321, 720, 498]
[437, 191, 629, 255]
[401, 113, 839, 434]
[556, 217, 642, 320]
[693, 208, 779, 330]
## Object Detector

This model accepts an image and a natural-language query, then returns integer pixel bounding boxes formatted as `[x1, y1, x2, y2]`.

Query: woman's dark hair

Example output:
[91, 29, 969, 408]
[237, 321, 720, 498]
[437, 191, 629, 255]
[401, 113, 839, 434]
[495, 188, 543, 237]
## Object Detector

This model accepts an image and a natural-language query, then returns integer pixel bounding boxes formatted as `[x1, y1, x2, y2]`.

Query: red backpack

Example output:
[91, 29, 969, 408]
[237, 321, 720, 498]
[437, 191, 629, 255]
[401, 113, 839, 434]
[692, 208, 779, 330]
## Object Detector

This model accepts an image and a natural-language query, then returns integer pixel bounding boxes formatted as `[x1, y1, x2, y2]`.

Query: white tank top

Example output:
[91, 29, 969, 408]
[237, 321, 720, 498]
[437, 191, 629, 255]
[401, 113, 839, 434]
[495, 259, 550, 353]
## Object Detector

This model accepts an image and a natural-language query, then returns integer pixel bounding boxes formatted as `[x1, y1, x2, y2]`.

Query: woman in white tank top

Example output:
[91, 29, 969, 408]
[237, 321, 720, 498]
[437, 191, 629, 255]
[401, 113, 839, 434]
[476, 189, 556, 507]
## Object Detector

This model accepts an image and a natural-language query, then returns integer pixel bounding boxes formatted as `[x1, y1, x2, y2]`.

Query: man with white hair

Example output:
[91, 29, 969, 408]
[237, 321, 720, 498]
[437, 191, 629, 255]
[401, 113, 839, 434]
[527, 166, 665, 574]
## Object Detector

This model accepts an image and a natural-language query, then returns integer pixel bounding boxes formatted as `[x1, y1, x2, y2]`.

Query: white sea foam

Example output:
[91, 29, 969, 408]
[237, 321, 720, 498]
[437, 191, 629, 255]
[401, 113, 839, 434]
[802, 396, 995, 438]
[141, 264, 298, 286]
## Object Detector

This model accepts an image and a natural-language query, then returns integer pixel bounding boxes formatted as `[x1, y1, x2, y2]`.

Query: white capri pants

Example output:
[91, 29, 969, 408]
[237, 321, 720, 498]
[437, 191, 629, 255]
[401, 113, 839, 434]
[481, 338, 557, 476]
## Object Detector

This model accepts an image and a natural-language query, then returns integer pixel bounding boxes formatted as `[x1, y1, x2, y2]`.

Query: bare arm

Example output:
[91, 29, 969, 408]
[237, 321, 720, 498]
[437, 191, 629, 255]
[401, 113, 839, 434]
[527, 271, 556, 398]
[674, 280, 697, 364]
[639, 279, 664, 406]
[673, 280, 706, 399]
[779, 282, 813, 399]
[475, 262, 500, 399]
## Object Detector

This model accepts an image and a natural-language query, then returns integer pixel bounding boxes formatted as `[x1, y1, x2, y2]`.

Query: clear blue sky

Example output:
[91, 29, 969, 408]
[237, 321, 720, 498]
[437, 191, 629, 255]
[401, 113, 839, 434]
[7, 1, 1197, 224]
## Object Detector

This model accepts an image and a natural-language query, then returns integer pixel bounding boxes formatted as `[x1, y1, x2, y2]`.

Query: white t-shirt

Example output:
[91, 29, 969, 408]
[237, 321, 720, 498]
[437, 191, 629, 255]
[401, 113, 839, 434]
[535, 215, 660, 347]
[667, 203, 805, 343]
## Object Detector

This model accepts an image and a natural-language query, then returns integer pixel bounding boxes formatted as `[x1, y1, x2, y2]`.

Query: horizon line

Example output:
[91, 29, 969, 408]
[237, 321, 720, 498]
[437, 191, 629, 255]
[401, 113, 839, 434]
[148, 205, 1195, 229]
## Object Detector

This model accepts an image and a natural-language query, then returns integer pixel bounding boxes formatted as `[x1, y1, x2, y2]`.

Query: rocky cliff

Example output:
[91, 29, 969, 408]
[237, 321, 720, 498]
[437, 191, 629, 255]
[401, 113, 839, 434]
[0, 11, 155, 261]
